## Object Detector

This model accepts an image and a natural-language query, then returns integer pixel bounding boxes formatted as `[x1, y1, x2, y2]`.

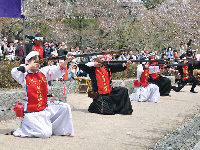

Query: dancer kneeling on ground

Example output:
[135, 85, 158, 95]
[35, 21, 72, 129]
[78, 55, 133, 115]
[148, 54, 172, 96]
[11, 51, 74, 138]
[130, 61, 160, 102]
[171, 57, 200, 93]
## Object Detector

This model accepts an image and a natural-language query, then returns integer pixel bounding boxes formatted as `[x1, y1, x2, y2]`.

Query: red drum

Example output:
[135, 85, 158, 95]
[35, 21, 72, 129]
[14, 102, 24, 117]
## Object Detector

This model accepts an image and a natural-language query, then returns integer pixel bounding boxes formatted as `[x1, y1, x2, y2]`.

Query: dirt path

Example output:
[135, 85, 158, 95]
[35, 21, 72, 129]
[0, 85, 200, 150]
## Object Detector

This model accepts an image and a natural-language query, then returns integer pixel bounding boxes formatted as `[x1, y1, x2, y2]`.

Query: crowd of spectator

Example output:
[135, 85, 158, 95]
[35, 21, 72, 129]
[0, 34, 199, 80]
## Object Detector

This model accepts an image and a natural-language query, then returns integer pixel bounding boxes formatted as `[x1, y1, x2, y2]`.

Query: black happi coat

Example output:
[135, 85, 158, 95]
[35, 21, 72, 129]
[78, 62, 133, 115]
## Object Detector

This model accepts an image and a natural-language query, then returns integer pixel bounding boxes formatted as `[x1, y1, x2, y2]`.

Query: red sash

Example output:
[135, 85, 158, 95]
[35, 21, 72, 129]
[140, 68, 149, 87]
[182, 66, 189, 79]
[95, 66, 112, 94]
[152, 72, 160, 79]
[26, 72, 48, 112]
[32, 45, 44, 59]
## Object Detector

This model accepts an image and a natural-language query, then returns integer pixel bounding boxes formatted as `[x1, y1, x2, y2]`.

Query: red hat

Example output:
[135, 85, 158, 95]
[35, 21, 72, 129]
[144, 49, 148, 52]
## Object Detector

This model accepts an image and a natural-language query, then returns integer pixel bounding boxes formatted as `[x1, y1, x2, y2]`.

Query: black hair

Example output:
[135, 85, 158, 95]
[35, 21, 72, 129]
[7, 40, 14, 47]
[29, 55, 41, 61]
[115, 54, 120, 59]
[167, 46, 172, 51]
[35, 33, 43, 38]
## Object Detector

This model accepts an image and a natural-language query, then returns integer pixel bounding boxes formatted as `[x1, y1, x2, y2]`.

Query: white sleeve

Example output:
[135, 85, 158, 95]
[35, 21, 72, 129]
[85, 62, 94, 67]
[41, 65, 65, 81]
[11, 65, 26, 86]
[137, 64, 144, 81]
[197, 54, 200, 61]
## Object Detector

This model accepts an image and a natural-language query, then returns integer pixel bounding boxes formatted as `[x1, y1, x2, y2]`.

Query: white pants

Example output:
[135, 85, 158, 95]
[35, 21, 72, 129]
[13, 101, 74, 138]
[130, 84, 160, 102]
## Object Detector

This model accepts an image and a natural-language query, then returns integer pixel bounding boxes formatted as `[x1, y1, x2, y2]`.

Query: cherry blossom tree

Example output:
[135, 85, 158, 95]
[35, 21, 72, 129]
[0, 0, 199, 52]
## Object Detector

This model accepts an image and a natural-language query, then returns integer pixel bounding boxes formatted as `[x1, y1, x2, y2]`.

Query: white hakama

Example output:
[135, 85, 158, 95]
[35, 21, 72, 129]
[130, 84, 160, 102]
[130, 64, 160, 102]
[14, 101, 74, 138]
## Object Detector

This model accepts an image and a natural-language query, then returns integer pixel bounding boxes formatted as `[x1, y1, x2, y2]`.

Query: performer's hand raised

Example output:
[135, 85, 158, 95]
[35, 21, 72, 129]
[66, 56, 75, 62]
[25, 60, 40, 73]
[94, 62, 101, 67]
[61, 56, 75, 69]
[126, 60, 132, 66]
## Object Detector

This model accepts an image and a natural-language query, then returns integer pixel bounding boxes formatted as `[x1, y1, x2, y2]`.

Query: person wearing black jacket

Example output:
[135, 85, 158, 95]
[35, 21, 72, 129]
[25, 33, 47, 66]
[78, 55, 133, 115]
[15, 37, 24, 59]
[172, 58, 200, 93]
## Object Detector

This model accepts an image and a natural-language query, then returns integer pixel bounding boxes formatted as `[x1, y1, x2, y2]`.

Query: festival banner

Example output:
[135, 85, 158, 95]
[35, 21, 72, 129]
[0, 0, 22, 18]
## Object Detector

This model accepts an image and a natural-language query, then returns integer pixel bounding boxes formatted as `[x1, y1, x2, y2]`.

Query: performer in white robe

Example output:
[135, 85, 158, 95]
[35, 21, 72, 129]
[11, 51, 74, 138]
[130, 62, 160, 102]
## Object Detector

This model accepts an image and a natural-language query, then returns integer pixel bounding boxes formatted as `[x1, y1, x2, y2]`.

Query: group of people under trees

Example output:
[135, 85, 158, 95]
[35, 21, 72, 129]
[7, 33, 200, 138]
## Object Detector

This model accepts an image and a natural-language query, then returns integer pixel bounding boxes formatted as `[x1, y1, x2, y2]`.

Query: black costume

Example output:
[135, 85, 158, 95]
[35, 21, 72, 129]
[172, 61, 200, 93]
[149, 75, 171, 96]
[78, 63, 133, 115]
[148, 62, 172, 96]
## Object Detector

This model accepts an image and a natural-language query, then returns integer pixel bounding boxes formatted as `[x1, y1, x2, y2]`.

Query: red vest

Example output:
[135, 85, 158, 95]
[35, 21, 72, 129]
[26, 72, 48, 112]
[95, 66, 112, 94]
[150, 62, 160, 79]
[182, 66, 189, 79]
[32, 45, 44, 59]
[140, 68, 149, 87]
